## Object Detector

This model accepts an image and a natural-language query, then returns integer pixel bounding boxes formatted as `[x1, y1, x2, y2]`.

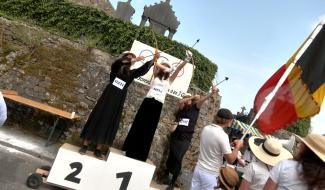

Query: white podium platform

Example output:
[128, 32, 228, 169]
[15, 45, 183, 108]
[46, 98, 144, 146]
[46, 143, 156, 190]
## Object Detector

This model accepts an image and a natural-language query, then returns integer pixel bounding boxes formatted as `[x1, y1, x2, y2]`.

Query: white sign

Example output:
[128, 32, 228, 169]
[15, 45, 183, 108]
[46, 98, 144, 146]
[47, 144, 156, 190]
[178, 118, 190, 126]
[130, 40, 194, 99]
[112, 77, 126, 90]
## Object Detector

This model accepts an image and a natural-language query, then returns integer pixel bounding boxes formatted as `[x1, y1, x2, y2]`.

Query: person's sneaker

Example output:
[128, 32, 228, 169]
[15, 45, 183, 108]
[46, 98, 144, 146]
[94, 149, 104, 160]
[78, 145, 88, 155]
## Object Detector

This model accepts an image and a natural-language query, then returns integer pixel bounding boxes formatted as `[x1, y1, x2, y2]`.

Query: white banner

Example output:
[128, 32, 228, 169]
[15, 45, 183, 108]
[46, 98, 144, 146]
[130, 40, 194, 99]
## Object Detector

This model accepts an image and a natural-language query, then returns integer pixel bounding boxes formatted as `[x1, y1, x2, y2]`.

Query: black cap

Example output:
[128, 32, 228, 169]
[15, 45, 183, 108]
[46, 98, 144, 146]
[217, 108, 233, 120]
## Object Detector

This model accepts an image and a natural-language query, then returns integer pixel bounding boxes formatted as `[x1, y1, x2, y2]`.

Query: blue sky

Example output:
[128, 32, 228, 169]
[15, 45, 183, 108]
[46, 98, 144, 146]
[110, 0, 325, 134]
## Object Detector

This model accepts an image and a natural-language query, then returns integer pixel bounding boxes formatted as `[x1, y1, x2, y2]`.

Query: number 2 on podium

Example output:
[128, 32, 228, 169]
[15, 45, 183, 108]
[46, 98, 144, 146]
[64, 162, 133, 190]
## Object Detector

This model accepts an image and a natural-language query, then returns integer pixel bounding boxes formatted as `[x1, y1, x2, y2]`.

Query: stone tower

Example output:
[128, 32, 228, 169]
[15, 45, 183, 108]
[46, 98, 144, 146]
[114, 0, 135, 22]
[140, 0, 180, 39]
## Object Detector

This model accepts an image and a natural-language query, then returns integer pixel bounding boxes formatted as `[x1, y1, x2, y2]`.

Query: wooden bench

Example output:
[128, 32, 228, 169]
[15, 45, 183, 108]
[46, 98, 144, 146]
[1, 89, 80, 146]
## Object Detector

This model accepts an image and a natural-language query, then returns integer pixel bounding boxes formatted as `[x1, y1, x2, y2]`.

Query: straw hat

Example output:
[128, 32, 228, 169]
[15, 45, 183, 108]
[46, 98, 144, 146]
[218, 166, 239, 190]
[121, 51, 136, 58]
[182, 93, 192, 98]
[296, 133, 325, 162]
[249, 137, 293, 166]
[182, 93, 200, 102]
[159, 59, 171, 66]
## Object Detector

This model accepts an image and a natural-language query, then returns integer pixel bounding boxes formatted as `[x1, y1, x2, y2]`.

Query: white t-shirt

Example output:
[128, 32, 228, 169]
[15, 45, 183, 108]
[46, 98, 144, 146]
[243, 149, 256, 163]
[0, 92, 7, 127]
[242, 160, 270, 190]
[146, 77, 170, 103]
[197, 124, 232, 175]
[270, 160, 308, 190]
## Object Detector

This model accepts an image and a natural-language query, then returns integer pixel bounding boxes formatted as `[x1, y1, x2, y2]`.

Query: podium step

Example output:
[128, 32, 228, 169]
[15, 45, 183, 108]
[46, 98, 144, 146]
[47, 143, 157, 190]
[150, 182, 181, 190]
[63, 144, 155, 166]
[110, 147, 155, 165]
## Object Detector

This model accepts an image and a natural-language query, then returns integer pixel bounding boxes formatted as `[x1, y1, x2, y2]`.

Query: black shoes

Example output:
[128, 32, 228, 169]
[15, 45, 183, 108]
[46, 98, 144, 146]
[159, 173, 171, 185]
[79, 145, 88, 155]
[79, 145, 105, 160]
[94, 149, 104, 160]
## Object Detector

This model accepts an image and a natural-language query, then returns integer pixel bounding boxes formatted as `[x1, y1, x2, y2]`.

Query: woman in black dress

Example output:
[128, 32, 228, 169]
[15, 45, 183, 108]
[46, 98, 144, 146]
[79, 51, 157, 159]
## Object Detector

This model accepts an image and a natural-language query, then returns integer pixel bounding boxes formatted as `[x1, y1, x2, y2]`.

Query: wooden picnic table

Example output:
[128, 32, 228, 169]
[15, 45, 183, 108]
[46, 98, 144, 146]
[1, 89, 80, 146]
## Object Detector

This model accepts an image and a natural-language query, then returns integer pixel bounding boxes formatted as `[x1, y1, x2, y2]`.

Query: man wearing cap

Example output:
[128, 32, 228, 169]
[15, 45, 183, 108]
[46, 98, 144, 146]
[0, 91, 7, 127]
[190, 108, 244, 190]
[160, 85, 218, 190]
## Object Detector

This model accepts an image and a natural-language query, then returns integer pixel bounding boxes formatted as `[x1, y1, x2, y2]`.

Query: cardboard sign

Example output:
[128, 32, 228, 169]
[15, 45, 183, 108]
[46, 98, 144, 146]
[47, 144, 156, 190]
[130, 40, 194, 99]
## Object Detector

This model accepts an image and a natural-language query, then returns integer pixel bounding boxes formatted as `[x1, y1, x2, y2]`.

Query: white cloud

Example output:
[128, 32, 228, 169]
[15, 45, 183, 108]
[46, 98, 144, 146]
[311, 103, 325, 135]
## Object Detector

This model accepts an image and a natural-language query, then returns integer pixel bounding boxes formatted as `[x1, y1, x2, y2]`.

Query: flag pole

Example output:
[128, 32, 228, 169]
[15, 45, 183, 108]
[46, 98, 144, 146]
[240, 23, 324, 141]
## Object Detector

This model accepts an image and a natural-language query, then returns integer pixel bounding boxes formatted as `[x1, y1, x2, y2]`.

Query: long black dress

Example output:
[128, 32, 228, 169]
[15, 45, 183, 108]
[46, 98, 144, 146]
[122, 97, 163, 161]
[122, 78, 170, 161]
[166, 104, 200, 176]
[80, 59, 153, 145]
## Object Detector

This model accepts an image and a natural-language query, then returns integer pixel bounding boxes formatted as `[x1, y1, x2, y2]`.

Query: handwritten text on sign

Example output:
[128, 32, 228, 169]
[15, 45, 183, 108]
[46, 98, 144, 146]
[130, 40, 194, 99]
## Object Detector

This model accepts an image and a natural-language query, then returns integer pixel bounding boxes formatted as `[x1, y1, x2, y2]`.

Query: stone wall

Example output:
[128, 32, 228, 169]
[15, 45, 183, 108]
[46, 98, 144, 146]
[0, 17, 220, 179]
[68, 0, 115, 15]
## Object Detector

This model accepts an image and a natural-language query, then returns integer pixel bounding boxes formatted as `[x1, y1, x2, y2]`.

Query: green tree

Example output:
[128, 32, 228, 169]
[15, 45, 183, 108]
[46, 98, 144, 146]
[286, 118, 311, 137]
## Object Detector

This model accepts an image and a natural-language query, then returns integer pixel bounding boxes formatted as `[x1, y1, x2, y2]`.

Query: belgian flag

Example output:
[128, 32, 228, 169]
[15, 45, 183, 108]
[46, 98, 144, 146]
[254, 23, 325, 134]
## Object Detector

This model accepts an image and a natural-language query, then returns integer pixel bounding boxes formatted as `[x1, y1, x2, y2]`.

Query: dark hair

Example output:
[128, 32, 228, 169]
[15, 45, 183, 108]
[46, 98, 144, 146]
[296, 145, 325, 189]
[118, 63, 131, 76]
[217, 108, 233, 120]
[156, 63, 170, 80]
[117, 55, 134, 76]
[156, 70, 170, 80]
[214, 115, 232, 125]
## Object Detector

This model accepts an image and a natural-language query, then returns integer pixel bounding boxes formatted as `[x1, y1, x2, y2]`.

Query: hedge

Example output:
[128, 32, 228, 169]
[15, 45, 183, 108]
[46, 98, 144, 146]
[0, 0, 217, 91]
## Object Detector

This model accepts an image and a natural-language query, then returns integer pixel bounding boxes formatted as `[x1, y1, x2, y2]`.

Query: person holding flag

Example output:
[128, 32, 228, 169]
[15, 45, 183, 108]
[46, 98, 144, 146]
[190, 108, 244, 190]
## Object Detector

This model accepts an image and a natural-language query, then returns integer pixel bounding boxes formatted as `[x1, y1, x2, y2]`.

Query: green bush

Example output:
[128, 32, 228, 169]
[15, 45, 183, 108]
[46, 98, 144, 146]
[0, 0, 217, 91]
[286, 119, 310, 137]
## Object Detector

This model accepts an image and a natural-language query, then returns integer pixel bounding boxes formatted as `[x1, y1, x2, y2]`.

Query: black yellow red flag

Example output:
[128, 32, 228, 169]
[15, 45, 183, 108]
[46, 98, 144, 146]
[254, 23, 325, 134]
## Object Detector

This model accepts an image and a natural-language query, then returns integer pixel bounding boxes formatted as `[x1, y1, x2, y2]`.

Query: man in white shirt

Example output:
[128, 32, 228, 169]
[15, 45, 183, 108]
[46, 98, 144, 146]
[0, 92, 7, 127]
[190, 108, 243, 190]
